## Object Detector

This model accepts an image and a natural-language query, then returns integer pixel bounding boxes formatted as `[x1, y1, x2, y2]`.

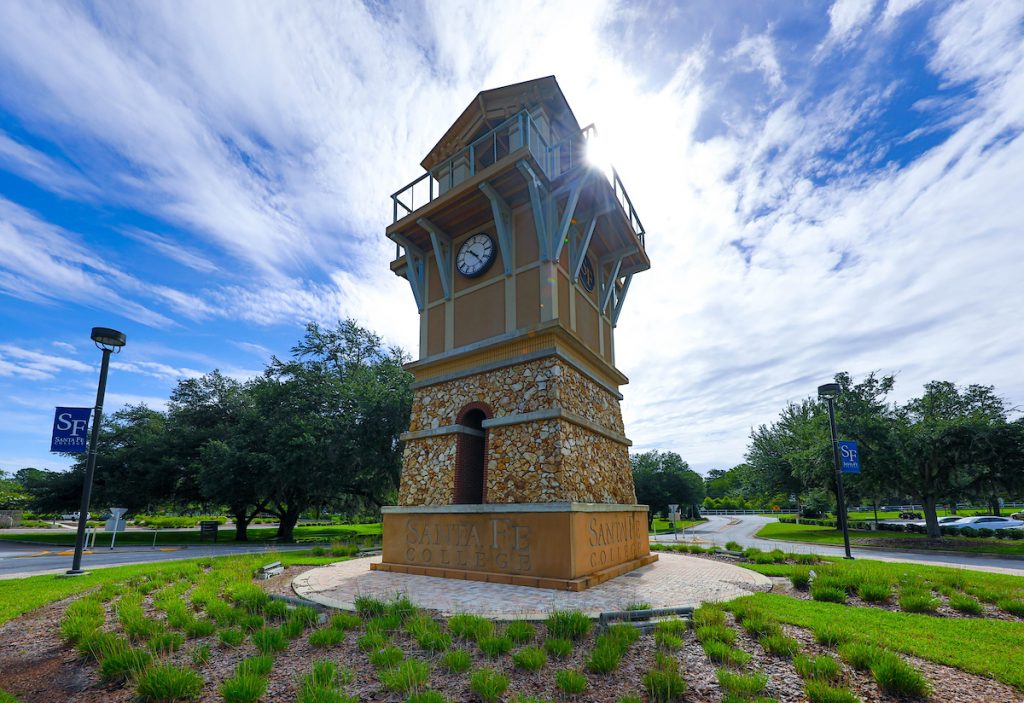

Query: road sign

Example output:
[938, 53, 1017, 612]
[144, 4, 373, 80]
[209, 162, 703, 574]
[50, 407, 92, 453]
[105, 507, 128, 532]
[838, 440, 861, 474]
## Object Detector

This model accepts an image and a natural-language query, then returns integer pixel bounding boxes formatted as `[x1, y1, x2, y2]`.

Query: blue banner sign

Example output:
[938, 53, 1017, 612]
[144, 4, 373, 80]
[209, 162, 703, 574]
[838, 440, 861, 474]
[51, 407, 92, 453]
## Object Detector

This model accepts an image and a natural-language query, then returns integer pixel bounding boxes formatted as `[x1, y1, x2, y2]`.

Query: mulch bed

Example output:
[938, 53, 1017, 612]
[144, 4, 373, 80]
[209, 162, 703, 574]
[0, 559, 1022, 702]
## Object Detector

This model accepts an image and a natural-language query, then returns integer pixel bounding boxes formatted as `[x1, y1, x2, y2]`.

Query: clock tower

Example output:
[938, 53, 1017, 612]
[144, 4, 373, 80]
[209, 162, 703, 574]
[373, 77, 655, 590]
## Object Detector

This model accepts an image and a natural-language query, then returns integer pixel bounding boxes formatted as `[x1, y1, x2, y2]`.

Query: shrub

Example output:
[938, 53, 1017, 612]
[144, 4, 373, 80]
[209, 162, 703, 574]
[811, 584, 847, 604]
[544, 637, 573, 658]
[513, 646, 548, 671]
[135, 664, 204, 702]
[760, 633, 800, 658]
[478, 635, 513, 657]
[309, 627, 346, 647]
[790, 569, 811, 590]
[252, 627, 288, 654]
[813, 625, 851, 648]
[237, 654, 274, 677]
[148, 631, 185, 655]
[899, 591, 939, 614]
[794, 654, 841, 682]
[695, 625, 736, 644]
[555, 669, 588, 696]
[469, 668, 509, 703]
[98, 648, 153, 682]
[545, 610, 592, 641]
[442, 649, 472, 673]
[378, 659, 430, 693]
[805, 681, 861, 703]
[724, 540, 743, 552]
[871, 652, 932, 697]
[219, 628, 245, 648]
[856, 580, 891, 602]
[837, 642, 881, 671]
[702, 640, 751, 668]
[220, 673, 267, 703]
[716, 669, 768, 698]
[448, 613, 494, 642]
[949, 593, 983, 615]
[369, 646, 404, 669]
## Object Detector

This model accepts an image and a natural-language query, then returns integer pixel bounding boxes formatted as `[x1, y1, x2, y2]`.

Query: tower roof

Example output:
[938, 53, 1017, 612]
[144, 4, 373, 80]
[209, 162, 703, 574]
[421, 76, 581, 170]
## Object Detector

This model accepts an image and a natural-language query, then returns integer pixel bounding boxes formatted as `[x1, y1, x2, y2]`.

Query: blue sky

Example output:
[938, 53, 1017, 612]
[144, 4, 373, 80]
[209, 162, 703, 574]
[0, 0, 1022, 474]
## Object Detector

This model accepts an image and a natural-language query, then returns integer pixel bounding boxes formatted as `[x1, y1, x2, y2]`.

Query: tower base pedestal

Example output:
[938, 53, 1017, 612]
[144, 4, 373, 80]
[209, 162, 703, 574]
[371, 502, 656, 592]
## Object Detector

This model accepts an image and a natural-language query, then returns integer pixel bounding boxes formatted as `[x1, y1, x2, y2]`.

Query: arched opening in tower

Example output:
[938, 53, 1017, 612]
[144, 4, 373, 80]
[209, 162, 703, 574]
[454, 407, 487, 504]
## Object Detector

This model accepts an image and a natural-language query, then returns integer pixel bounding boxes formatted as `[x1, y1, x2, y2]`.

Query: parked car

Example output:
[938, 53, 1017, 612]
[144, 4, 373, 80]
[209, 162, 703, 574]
[898, 511, 923, 520]
[1011, 512, 1024, 521]
[943, 516, 1024, 530]
[60, 512, 90, 521]
[911, 516, 963, 527]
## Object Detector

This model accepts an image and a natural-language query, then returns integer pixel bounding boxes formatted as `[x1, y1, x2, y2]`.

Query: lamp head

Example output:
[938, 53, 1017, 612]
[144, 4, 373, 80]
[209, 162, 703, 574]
[817, 382, 841, 400]
[91, 327, 126, 352]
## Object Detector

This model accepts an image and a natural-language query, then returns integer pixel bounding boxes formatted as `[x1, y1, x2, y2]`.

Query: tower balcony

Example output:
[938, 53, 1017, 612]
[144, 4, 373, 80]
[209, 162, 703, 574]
[387, 109, 647, 270]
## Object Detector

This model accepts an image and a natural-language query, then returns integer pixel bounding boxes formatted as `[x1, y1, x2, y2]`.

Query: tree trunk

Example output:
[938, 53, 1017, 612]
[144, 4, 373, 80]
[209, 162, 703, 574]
[991, 496, 1001, 516]
[232, 512, 250, 542]
[275, 506, 302, 542]
[923, 494, 941, 539]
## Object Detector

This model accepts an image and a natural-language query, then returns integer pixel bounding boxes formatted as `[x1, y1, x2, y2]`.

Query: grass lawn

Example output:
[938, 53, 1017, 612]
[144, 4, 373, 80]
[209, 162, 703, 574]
[0, 551, 340, 626]
[732, 592, 1024, 689]
[756, 520, 1024, 555]
[0, 523, 382, 547]
[755, 509, 965, 520]
[649, 517, 705, 534]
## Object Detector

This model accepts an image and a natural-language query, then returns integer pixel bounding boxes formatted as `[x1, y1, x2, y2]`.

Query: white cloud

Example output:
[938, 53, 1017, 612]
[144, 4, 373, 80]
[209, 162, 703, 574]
[0, 345, 93, 380]
[51, 341, 77, 354]
[820, 0, 879, 52]
[122, 228, 219, 274]
[728, 33, 784, 90]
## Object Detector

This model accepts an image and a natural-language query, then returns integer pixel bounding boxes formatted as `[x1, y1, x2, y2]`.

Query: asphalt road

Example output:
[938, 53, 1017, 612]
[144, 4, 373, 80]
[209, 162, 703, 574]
[0, 541, 309, 579]
[655, 515, 1024, 574]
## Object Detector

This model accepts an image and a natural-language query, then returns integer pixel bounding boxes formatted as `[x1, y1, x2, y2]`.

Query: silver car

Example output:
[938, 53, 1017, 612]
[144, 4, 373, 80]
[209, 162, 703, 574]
[943, 516, 1024, 530]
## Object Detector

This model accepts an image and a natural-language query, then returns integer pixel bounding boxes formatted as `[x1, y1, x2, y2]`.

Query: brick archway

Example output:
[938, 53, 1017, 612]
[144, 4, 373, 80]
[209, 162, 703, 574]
[454, 402, 492, 504]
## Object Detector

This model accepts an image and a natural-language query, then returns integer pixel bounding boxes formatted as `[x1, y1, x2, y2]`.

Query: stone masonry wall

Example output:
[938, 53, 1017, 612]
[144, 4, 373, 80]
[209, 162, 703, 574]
[398, 355, 635, 506]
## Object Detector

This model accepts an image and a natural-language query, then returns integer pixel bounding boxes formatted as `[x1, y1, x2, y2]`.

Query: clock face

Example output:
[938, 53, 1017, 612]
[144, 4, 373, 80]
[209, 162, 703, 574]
[579, 256, 596, 292]
[456, 232, 497, 278]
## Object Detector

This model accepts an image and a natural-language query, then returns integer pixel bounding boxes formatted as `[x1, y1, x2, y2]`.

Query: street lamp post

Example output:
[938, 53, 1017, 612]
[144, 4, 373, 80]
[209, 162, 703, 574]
[818, 382, 853, 560]
[66, 327, 126, 576]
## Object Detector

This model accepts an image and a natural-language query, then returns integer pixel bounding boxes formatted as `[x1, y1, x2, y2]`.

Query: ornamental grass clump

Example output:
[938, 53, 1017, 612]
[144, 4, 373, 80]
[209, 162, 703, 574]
[759, 633, 800, 658]
[134, 664, 204, 703]
[870, 652, 932, 698]
[236, 654, 274, 678]
[837, 642, 881, 672]
[506, 619, 536, 644]
[691, 604, 726, 629]
[219, 672, 268, 703]
[478, 635, 513, 657]
[218, 628, 245, 648]
[385, 594, 418, 621]
[804, 681, 862, 703]
[740, 614, 780, 638]
[554, 669, 588, 696]
[997, 598, 1024, 617]
[810, 584, 847, 604]
[469, 668, 509, 703]
[695, 625, 736, 645]
[513, 646, 548, 671]
[544, 637, 573, 658]
[813, 624, 852, 648]
[545, 610, 592, 641]
[148, 631, 185, 655]
[98, 647, 153, 682]
[353, 595, 387, 617]
[794, 654, 842, 682]
[190, 644, 211, 666]
[643, 653, 686, 703]
[716, 669, 768, 699]
[448, 613, 494, 642]
[856, 579, 891, 603]
[702, 640, 751, 668]
[654, 631, 683, 651]
[378, 659, 430, 693]
[442, 649, 472, 673]
[252, 626, 288, 654]
[790, 568, 811, 590]
[309, 626, 346, 647]
[329, 612, 362, 631]
[369, 645, 404, 669]
[898, 590, 940, 614]
[948, 593, 983, 615]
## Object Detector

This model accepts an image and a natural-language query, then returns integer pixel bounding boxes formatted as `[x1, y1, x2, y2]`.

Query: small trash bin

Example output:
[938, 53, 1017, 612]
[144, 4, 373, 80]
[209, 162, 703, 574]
[199, 521, 219, 542]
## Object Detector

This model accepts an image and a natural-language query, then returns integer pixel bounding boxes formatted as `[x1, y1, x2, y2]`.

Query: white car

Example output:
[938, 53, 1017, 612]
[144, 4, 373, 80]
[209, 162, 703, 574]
[912, 516, 963, 527]
[943, 516, 1024, 530]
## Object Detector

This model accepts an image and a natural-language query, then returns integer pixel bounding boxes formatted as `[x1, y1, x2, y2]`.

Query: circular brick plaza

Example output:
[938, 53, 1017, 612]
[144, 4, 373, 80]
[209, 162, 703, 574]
[292, 553, 771, 620]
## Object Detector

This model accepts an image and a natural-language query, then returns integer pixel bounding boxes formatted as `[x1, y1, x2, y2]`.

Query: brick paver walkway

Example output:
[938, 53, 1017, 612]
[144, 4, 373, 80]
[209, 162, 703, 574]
[292, 554, 771, 620]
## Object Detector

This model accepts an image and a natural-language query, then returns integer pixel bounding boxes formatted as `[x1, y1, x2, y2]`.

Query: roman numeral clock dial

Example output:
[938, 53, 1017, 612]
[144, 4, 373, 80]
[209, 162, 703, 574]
[456, 232, 496, 278]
